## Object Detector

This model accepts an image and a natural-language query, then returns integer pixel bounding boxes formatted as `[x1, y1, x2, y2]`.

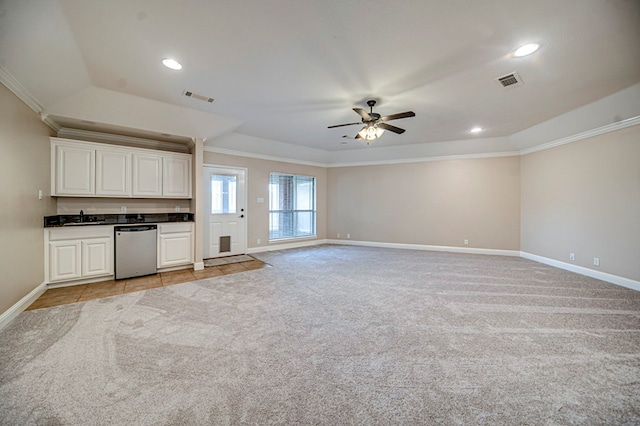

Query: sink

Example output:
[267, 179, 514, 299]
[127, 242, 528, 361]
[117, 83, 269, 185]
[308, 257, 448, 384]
[62, 222, 104, 226]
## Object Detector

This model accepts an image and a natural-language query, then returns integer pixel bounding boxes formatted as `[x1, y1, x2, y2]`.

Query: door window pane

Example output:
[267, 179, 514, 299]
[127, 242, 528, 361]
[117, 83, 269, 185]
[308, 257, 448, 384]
[211, 174, 236, 214]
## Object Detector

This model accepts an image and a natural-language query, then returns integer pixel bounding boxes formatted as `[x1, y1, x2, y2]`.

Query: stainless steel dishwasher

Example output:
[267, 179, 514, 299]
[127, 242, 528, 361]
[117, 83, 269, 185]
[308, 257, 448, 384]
[114, 225, 157, 280]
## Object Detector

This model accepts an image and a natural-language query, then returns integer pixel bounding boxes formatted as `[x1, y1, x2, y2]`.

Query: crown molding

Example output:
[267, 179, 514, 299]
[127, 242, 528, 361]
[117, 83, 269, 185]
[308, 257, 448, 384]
[40, 113, 61, 132]
[203, 146, 328, 168]
[57, 128, 190, 153]
[0, 65, 60, 132]
[0, 65, 44, 113]
[328, 151, 520, 168]
[519, 115, 640, 155]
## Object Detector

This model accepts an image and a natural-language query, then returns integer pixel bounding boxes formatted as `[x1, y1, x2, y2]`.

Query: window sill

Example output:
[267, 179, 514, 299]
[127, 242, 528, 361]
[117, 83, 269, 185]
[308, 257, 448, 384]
[269, 235, 317, 243]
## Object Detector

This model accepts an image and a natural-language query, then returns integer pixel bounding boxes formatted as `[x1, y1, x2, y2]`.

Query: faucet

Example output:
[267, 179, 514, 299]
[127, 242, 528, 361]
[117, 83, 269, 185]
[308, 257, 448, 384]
[80, 210, 84, 223]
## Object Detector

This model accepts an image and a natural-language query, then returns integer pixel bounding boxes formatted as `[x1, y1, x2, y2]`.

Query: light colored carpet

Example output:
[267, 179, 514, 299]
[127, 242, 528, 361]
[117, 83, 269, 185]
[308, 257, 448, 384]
[204, 254, 254, 267]
[1, 245, 639, 424]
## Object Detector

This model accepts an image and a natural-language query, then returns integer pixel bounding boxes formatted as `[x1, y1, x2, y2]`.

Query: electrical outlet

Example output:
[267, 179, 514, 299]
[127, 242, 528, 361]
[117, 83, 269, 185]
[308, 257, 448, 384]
[464, 239, 469, 245]
[38, 189, 43, 200]
[175, 206, 180, 212]
[120, 206, 127, 213]
[570, 253, 575, 261]
[337, 233, 340, 238]
[347, 233, 351, 239]
[257, 238, 261, 245]
[593, 257, 600, 266]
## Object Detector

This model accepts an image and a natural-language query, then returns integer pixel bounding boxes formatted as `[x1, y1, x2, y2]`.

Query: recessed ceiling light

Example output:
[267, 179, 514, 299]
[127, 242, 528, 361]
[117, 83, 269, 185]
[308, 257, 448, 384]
[162, 58, 182, 70]
[514, 43, 540, 57]
[470, 127, 483, 134]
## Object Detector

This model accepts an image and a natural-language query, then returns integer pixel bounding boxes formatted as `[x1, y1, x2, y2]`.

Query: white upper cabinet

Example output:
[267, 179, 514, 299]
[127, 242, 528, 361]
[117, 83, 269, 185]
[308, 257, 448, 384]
[132, 153, 163, 197]
[96, 149, 131, 196]
[163, 155, 192, 198]
[51, 138, 192, 199]
[52, 142, 95, 196]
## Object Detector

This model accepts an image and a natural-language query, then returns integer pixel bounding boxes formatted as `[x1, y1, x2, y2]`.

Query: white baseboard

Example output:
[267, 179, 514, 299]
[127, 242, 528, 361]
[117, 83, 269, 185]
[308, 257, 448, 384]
[520, 252, 640, 291]
[48, 275, 115, 288]
[193, 261, 205, 271]
[248, 238, 328, 254]
[324, 239, 520, 257]
[0, 282, 47, 332]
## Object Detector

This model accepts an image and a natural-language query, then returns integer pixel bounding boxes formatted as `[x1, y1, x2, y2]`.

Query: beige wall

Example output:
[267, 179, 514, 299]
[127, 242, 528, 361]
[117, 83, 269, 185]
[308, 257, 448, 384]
[202, 151, 328, 250]
[0, 84, 57, 314]
[327, 156, 521, 250]
[521, 125, 640, 281]
[57, 198, 191, 214]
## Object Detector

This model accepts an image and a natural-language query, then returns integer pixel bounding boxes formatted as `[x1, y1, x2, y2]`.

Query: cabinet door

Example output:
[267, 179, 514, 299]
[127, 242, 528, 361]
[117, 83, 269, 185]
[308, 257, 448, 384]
[49, 240, 82, 282]
[163, 156, 192, 198]
[158, 232, 193, 267]
[132, 154, 163, 197]
[54, 144, 95, 195]
[96, 150, 131, 196]
[82, 238, 112, 277]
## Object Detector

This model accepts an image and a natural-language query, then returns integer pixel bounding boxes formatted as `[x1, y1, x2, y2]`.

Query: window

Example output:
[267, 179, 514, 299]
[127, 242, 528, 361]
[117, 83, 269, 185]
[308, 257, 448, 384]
[269, 173, 316, 240]
[210, 174, 236, 214]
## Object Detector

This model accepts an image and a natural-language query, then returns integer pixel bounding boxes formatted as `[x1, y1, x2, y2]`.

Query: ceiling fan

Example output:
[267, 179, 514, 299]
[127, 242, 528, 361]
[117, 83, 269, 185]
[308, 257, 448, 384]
[328, 100, 416, 144]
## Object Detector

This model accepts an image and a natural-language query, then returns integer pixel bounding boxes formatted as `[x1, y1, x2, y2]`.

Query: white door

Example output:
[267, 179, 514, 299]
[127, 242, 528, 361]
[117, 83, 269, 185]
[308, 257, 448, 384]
[203, 166, 246, 258]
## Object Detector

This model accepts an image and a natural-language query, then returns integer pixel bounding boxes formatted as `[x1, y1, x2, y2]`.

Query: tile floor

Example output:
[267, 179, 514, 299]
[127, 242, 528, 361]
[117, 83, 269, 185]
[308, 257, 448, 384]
[26, 257, 269, 311]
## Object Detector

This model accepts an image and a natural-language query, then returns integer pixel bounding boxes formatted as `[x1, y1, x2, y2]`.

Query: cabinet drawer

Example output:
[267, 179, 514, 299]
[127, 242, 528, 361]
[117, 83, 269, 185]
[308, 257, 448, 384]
[159, 223, 193, 234]
[49, 226, 114, 241]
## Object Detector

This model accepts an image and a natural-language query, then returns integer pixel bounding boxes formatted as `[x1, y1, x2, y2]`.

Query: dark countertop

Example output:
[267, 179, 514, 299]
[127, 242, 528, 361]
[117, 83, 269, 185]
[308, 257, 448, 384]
[44, 213, 194, 227]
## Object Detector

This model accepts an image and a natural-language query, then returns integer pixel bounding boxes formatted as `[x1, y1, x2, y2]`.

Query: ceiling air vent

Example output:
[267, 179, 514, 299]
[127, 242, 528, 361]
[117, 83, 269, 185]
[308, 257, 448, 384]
[496, 72, 523, 89]
[183, 90, 214, 103]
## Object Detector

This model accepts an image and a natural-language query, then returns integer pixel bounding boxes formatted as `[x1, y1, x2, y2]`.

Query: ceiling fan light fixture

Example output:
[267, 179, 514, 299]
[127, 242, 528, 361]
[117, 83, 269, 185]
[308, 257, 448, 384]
[358, 124, 384, 141]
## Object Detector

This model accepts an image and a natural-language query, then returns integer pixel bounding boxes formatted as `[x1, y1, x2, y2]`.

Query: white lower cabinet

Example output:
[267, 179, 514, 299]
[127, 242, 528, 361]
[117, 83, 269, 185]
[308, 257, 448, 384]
[158, 223, 194, 268]
[49, 240, 82, 282]
[46, 227, 113, 283]
[82, 238, 112, 277]
[45, 222, 194, 283]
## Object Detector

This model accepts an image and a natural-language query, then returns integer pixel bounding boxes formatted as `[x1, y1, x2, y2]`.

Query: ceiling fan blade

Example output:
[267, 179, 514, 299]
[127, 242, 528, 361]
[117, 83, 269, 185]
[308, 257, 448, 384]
[355, 132, 363, 139]
[353, 108, 372, 121]
[380, 111, 415, 121]
[378, 122, 406, 134]
[328, 122, 362, 129]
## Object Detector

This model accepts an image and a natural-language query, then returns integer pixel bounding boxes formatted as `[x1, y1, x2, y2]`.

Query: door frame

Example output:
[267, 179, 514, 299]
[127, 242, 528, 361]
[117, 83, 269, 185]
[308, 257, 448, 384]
[202, 164, 248, 258]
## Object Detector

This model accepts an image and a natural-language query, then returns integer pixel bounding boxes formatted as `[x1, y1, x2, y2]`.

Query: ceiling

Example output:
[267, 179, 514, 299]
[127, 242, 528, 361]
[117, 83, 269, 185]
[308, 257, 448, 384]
[1, 0, 639, 159]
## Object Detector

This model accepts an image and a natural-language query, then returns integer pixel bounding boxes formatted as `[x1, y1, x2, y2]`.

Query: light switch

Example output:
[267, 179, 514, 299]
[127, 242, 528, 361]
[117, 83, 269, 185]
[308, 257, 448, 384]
[257, 197, 265, 203]
[38, 190, 43, 200]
